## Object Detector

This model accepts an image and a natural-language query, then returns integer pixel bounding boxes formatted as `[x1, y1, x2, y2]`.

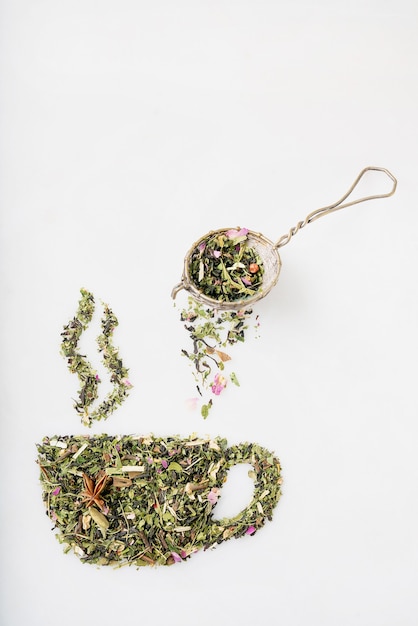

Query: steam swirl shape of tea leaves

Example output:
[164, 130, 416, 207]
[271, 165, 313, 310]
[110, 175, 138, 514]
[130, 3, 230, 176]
[60, 289, 132, 427]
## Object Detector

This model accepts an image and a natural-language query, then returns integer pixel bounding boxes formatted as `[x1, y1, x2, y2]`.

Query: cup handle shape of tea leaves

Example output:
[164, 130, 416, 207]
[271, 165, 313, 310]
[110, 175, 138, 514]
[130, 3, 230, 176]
[37, 434, 283, 567]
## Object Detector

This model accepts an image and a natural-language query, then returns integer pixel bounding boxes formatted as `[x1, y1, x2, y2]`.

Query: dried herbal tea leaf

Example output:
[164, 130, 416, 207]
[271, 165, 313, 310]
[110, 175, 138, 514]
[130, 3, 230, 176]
[189, 228, 264, 303]
[180, 297, 259, 416]
[61, 289, 132, 427]
[37, 433, 283, 567]
[201, 401, 212, 419]
[230, 372, 240, 387]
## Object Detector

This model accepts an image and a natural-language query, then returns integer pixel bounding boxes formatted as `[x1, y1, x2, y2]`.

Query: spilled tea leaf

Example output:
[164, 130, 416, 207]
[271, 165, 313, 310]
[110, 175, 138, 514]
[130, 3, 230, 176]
[180, 297, 259, 416]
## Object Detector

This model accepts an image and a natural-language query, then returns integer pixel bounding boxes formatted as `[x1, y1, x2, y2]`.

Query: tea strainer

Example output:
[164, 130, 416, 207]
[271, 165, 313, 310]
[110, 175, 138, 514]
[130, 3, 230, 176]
[171, 166, 397, 311]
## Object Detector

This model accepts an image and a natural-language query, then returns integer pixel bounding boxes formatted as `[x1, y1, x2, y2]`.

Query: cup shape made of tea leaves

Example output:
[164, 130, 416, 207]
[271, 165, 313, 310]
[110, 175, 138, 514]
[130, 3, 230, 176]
[37, 434, 283, 567]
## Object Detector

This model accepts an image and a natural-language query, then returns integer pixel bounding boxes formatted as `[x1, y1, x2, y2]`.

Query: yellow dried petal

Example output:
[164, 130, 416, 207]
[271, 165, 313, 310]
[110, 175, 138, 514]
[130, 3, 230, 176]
[82, 513, 91, 531]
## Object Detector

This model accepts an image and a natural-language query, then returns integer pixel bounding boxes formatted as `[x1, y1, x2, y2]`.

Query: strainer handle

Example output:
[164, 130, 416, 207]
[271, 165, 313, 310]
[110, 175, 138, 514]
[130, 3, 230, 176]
[171, 282, 185, 299]
[275, 166, 397, 249]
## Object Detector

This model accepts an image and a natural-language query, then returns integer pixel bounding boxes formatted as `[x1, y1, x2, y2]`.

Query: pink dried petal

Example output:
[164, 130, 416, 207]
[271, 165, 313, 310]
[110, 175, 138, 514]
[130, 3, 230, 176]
[185, 397, 198, 410]
[207, 488, 219, 505]
[171, 551, 182, 563]
[211, 373, 227, 395]
[246, 525, 256, 535]
[226, 227, 249, 239]
[213, 249, 221, 258]
[52, 486, 61, 496]
[161, 459, 168, 469]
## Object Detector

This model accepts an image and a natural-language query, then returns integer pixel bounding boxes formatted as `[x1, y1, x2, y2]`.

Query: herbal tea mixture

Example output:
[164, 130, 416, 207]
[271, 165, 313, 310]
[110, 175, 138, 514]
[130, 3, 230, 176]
[37, 433, 282, 567]
[180, 297, 260, 418]
[35, 166, 397, 570]
[61, 289, 132, 426]
[189, 228, 264, 302]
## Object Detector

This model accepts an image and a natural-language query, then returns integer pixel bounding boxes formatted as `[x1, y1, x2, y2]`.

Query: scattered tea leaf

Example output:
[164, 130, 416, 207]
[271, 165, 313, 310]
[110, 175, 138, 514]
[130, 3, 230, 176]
[201, 403, 211, 419]
[180, 298, 258, 416]
[230, 372, 240, 386]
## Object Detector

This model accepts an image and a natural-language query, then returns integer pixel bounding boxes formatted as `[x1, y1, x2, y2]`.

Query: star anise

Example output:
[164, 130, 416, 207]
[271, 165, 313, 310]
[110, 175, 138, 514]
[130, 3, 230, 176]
[80, 470, 111, 510]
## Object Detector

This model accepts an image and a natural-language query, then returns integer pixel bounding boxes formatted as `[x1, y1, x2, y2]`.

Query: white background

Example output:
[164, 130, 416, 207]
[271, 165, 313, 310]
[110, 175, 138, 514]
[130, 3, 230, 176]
[1, 1, 417, 625]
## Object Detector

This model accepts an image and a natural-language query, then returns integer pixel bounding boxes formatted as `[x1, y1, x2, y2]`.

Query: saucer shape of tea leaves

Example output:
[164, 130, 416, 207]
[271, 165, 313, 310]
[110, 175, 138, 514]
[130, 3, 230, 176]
[37, 434, 283, 567]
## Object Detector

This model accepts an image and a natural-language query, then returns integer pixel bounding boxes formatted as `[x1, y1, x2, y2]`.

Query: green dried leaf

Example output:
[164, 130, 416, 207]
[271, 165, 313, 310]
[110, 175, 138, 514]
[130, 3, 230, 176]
[167, 461, 183, 473]
[201, 404, 210, 419]
[230, 372, 240, 386]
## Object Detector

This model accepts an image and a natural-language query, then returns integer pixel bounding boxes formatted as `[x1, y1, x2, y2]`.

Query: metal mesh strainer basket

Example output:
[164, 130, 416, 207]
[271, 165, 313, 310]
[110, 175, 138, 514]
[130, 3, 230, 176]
[171, 166, 397, 311]
[173, 228, 281, 311]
